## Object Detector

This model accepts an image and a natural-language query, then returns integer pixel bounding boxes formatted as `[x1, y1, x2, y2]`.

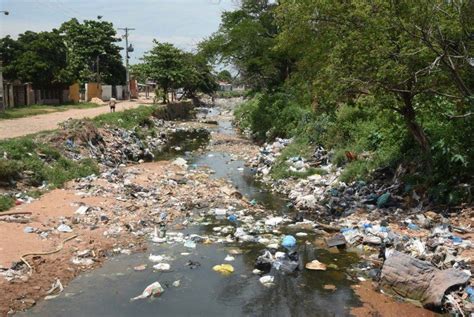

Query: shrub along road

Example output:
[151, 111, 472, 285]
[0, 100, 153, 140]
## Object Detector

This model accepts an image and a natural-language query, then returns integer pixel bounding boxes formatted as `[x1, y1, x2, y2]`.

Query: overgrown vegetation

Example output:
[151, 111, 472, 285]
[0, 103, 99, 120]
[0, 137, 99, 188]
[92, 105, 156, 129]
[206, 0, 473, 205]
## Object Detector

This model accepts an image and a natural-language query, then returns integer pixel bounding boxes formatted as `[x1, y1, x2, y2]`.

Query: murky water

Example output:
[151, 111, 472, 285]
[21, 107, 365, 317]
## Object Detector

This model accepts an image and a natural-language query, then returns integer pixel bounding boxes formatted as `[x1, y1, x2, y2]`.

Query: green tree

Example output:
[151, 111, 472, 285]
[199, 0, 293, 90]
[129, 63, 148, 83]
[0, 31, 71, 89]
[59, 18, 125, 85]
[275, 0, 473, 167]
[217, 70, 233, 83]
[142, 41, 187, 103]
[181, 53, 218, 99]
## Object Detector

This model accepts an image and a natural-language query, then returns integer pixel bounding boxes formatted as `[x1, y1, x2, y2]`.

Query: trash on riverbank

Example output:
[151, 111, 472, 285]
[381, 249, 471, 309]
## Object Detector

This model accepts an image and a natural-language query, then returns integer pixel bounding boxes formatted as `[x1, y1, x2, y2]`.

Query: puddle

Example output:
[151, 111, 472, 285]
[153, 128, 210, 161]
[21, 107, 367, 317]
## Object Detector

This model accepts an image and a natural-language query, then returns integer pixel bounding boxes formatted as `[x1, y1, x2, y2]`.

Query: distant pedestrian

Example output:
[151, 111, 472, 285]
[109, 98, 117, 113]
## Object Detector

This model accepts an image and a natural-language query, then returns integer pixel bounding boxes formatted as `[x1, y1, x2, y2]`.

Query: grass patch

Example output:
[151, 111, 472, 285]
[0, 195, 14, 212]
[0, 103, 99, 120]
[0, 137, 99, 188]
[93, 105, 156, 129]
[0, 160, 23, 182]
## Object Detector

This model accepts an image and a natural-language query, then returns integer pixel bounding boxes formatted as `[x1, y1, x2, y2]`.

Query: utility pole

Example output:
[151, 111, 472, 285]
[118, 27, 135, 100]
[0, 11, 9, 112]
[0, 60, 4, 112]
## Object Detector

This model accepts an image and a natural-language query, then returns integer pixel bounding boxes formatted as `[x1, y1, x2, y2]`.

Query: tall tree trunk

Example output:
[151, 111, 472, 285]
[400, 93, 432, 171]
[163, 86, 168, 104]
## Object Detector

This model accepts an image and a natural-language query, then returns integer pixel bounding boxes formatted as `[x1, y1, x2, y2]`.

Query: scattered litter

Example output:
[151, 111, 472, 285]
[172, 280, 181, 287]
[153, 263, 171, 271]
[305, 260, 327, 271]
[259, 275, 274, 287]
[224, 255, 235, 262]
[324, 284, 336, 291]
[213, 264, 234, 275]
[130, 282, 164, 301]
[134, 264, 147, 271]
[57, 224, 73, 233]
[184, 240, 196, 249]
[23, 226, 35, 233]
[282, 235, 296, 249]
[44, 278, 64, 300]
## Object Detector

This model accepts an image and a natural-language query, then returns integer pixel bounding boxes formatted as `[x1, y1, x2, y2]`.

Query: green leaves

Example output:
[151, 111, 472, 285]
[141, 41, 217, 101]
[1, 18, 126, 87]
[59, 18, 125, 85]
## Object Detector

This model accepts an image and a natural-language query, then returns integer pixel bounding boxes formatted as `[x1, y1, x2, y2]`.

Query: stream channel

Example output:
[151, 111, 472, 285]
[21, 105, 366, 317]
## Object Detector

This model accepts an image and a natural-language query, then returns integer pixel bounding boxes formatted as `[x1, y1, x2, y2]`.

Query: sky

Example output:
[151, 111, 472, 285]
[0, 0, 239, 63]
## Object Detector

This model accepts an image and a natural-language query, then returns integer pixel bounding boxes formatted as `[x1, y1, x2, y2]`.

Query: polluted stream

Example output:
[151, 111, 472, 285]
[22, 107, 368, 317]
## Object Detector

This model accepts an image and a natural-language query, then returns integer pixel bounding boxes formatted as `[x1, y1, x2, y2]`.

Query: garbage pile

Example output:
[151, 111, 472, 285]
[249, 138, 292, 177]
[248, 139, 473, 314]
[55, 118, 209, 167]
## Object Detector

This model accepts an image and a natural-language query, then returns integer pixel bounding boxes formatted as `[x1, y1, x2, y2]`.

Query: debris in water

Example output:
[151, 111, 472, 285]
[305, 260, 327, 271]
[130, 282, 164, 301]
[213, 264, 234, 275]
[259, 275, 274, 287]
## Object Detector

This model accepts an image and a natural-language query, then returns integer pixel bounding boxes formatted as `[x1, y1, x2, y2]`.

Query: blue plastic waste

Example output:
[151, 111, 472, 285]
[466, 286, 474, 302]
[282, 235, 296, 249]
[407, 223, 419, 231]
[340, 228, 354, 233]
[227, 214, 237, 222]
[450, 236, 463, 245]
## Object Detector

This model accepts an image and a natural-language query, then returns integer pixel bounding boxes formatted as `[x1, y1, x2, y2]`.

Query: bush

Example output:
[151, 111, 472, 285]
[0, 160, 23, 182]
[234, 92, 311, 140]
[0, 195, 14, 212]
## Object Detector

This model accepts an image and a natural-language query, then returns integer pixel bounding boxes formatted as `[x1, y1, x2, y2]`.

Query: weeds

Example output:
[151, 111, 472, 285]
[0, 195, 14, 212]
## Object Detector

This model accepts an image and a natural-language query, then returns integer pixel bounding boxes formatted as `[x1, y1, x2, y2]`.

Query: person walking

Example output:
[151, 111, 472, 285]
[109, 97, 117, 113]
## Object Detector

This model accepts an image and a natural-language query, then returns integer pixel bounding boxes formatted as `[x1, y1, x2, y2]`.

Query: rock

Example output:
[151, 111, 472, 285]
[381, 249, 471, 309]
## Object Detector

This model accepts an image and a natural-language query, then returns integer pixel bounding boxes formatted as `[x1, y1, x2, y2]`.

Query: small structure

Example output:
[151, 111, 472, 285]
[218, 81, 233, 92]
[2, 80, 71, 108]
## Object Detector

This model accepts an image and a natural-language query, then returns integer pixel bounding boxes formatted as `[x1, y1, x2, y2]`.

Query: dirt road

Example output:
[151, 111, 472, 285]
[0, 100, 152, 140]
